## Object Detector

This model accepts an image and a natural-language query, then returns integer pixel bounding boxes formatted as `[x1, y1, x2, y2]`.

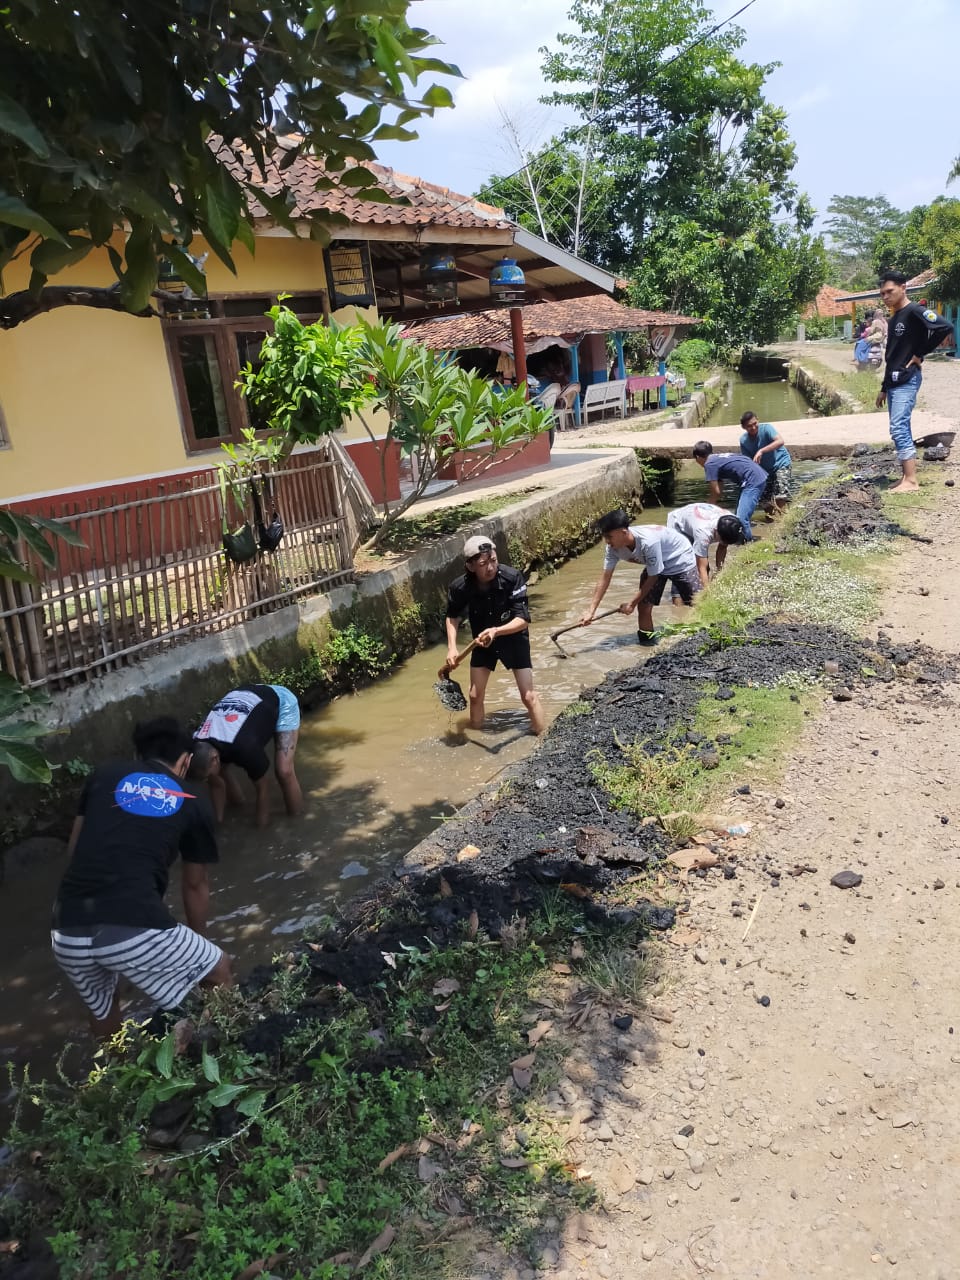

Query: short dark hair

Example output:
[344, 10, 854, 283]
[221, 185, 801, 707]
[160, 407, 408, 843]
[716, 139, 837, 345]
[132, 717, 193, 764]
[692, 440, 713, 460]
[596, 509, 631, 536]
[188, 739, 220, 780]
[717, 514, 745, 545]
[879, 269, 907, 286]
[740, 410, 758, 427]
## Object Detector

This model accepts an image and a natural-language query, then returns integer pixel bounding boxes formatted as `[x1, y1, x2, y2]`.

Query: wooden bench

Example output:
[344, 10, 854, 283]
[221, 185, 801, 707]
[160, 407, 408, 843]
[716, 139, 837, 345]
[582, 379, 627, 423]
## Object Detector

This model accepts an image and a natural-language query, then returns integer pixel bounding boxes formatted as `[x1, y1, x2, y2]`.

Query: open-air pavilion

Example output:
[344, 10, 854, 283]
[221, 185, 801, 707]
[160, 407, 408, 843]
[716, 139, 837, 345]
[402, 294, 702, 424]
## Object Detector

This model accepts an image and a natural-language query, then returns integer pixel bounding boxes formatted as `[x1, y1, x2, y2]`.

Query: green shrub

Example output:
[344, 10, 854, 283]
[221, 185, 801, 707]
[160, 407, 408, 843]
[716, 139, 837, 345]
[668, 339, 714, 380]
[321, 623, 391, 686]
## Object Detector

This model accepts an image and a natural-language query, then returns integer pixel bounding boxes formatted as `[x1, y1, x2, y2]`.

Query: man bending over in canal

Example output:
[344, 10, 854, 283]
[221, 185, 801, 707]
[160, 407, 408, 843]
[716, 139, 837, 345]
[51, 717, 232, 1039]
[579, 509, 702, 645]
[739, 412, 793, 514]
[691, 441, 767, 541]
[442, 535, 545, 735]
[666, 503, 745, 588]
[191, 683, 303, 828]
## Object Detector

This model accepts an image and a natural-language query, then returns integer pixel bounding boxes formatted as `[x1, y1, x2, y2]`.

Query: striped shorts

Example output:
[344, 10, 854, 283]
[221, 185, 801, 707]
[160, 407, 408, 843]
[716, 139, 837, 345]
[52, 923, 223, 1021]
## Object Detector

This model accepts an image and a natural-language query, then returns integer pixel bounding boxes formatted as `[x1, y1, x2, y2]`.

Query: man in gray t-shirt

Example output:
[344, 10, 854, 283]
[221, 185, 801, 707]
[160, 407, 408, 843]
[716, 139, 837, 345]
[579, 509, 701, 645]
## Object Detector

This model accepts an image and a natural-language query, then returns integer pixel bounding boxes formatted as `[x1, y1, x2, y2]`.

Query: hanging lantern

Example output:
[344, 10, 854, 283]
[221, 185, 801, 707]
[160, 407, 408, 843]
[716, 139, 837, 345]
[419, 250, 459, 306]
[489, 257, 526, 305]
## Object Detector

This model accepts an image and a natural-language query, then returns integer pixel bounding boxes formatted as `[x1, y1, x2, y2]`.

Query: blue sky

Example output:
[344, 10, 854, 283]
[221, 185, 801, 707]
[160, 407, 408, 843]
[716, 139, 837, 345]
[376, 0, 960, 228]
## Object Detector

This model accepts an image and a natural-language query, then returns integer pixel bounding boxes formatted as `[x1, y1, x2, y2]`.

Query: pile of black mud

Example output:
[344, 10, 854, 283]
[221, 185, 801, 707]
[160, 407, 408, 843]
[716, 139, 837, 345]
[789, 451, 932, 547]
[242, 614, 956, 1061]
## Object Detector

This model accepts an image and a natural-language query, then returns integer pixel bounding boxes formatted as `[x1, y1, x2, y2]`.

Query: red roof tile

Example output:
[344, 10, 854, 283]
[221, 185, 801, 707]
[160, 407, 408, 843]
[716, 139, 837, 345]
[218, 139, 513, 231]
[803, 285, 851, 319]
[402, 296, 702, 348]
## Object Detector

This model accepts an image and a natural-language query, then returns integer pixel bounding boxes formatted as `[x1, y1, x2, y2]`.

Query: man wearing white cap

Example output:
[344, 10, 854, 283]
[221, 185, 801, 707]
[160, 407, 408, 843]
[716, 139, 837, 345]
[443, 536, 545, 735]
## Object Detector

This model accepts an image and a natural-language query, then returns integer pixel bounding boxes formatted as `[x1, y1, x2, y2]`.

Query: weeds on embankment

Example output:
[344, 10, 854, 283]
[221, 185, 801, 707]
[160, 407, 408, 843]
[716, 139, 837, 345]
[3, 892, 653, 1280]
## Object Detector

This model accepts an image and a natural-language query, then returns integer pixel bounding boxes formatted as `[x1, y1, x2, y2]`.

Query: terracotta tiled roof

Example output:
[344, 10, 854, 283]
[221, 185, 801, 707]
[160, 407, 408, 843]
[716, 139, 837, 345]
[834, 268, 939, 304]
[803, 285, 850, 319]
[218, 139, 513, 231]
[402, 296, 702, 348]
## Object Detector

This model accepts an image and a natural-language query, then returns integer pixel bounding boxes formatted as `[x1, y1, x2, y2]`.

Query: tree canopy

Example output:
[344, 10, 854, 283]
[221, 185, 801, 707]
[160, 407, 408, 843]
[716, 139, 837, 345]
[476, 140, 617, 264]
[0, 0, 457, 325]
[824, 194, 906, 286]
[480, 0, 826, 347]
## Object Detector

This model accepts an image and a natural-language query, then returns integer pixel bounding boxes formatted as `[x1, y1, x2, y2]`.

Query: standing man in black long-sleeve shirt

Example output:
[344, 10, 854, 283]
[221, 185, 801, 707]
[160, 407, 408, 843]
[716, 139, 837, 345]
[875, 270, 955, 493]
[442, 536, 545, 734]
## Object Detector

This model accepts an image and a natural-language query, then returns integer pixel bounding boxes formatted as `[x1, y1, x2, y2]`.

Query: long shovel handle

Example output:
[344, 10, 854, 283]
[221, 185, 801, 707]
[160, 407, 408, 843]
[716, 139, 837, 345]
[550, 606, 623, 644]
[438, 636, 480, 679]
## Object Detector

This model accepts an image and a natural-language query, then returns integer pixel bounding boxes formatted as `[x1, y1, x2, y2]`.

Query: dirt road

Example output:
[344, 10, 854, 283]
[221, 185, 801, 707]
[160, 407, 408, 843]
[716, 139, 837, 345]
[777, 340, 960, 422]
[535, 475, 960, 1278]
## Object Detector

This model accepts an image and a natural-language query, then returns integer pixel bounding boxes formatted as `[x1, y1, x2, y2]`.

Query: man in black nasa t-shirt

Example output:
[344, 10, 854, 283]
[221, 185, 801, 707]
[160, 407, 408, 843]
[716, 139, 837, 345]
[875, 269, 955, 492]
[52, 718, 232, 1037]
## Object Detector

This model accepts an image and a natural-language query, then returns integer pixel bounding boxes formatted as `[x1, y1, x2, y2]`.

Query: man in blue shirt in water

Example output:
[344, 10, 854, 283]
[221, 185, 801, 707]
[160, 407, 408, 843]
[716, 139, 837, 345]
[739, 411, 793, 513]
[691, 441, 766, 541]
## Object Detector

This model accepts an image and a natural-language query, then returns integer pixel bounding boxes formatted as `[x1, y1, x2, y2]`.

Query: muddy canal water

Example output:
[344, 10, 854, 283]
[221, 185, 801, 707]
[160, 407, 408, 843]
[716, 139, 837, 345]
[707, 368, 810, 427]
[1, 461, 832, 1068]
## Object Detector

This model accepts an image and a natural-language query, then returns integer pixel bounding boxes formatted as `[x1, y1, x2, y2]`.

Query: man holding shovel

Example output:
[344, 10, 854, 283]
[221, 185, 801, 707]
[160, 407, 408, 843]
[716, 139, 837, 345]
[579, 509, 701, 645]
[442, 536, 545, 735]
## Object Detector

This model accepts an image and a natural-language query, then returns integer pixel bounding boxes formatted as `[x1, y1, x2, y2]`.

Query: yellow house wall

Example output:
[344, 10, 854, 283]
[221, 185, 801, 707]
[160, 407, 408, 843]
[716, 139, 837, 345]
[0, 235, 332, 500]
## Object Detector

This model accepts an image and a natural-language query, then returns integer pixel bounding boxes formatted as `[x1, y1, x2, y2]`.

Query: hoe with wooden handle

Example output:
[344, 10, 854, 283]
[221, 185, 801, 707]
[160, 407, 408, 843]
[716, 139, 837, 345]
[549, 607, 624, 658]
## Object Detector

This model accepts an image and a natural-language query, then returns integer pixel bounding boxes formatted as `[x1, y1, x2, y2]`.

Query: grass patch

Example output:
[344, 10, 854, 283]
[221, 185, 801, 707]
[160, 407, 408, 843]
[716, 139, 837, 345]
[366, 492, 541, 557]
[793, 352, 885, 412]
[5, 896, 644, 1280]
[589, 682, 814, 841]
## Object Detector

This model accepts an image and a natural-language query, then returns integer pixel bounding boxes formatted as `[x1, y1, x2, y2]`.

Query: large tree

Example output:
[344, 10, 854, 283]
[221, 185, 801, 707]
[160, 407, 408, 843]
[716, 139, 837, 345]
[870, 204, 932, 281]
[920, 198, 960, 302]
[539, 0, 802, 259]
[824, 193, 905, 286]
[0, 0, 457, 327]
[529, 0, 824, 340]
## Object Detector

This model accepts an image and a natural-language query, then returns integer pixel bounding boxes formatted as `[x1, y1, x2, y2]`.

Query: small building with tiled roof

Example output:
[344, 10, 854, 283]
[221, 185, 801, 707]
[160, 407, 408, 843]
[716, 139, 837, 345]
[403, 296, 701, 350]
[1, 146, 627, 510]
[834, 268, 938, 305]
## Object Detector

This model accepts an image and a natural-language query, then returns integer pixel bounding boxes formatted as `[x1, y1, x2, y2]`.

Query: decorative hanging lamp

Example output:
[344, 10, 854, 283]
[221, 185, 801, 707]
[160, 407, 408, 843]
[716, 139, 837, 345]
[419, 250, 459, 306]
[489, 257, 526, 305]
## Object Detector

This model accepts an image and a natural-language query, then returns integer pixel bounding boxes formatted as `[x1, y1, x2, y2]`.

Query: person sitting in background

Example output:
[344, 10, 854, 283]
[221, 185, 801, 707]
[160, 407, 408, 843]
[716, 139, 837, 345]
[739, 411, 793, 513]
[666, 503, 745, 588]
[691, 441, 767, 541]
[191, 684, 303, 828]
[579, 509, 701, 645]
[853, 309, 886, 364]
[51, 717, 231, 1038]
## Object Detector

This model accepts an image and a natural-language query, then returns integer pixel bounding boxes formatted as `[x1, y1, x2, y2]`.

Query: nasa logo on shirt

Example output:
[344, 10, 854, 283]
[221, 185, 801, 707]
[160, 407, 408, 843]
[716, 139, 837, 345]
[923, 309, 938, 323]
[114, 772, 194, 818]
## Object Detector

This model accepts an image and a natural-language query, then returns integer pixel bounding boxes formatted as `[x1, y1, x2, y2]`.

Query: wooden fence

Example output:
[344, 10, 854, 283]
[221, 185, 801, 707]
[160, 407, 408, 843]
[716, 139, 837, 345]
[1, 445, 355, 690]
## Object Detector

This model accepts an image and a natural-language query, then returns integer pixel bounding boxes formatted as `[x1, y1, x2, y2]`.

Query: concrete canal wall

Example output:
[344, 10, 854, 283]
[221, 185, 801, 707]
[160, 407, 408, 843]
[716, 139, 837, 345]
[24, 449, 647, 771]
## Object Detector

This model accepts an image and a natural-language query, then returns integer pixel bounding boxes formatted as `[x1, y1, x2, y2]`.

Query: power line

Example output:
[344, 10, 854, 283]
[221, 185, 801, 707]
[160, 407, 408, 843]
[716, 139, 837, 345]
[427, 0, 761, 227]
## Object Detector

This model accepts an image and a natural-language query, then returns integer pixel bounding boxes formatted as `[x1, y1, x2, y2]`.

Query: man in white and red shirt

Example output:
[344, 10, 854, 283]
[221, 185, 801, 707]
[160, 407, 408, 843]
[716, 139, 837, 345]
[667, 502, 745, 588]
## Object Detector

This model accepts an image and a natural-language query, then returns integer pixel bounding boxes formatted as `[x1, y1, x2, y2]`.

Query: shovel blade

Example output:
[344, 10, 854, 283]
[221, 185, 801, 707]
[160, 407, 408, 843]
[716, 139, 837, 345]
[434, 676, 467, 712]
